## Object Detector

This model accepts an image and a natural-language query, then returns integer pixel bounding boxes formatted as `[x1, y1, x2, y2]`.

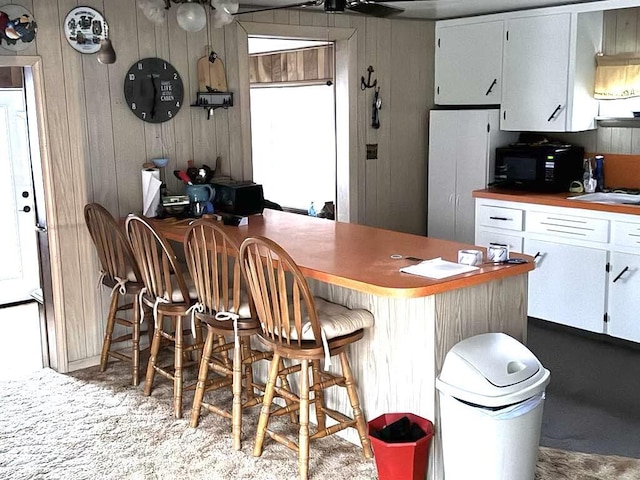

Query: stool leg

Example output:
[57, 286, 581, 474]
[298, 359, 310, 480]
[174, 315, 184, 419]
[253, 352, 281, 457]
[100, 291, 119, 371]
[278, 357, 299, 424]
[232, 334, 243, 450]
[339, 351, 372, 458]
[131, 293, 141, 387]
[241, 338, 256, 402]
[144, 314, 163, 396]
[190, 327, 215, 428]
[311, 359, 326, 432]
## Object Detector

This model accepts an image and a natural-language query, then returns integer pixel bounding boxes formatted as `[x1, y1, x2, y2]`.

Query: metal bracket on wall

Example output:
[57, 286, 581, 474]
[191, 91, 233, 120]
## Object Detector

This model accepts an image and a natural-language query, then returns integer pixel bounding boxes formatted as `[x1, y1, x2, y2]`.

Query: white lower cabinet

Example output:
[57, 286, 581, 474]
[475, 197, 640, 343]
[607, 251, 640, 343]
[524, 238, 607, 333]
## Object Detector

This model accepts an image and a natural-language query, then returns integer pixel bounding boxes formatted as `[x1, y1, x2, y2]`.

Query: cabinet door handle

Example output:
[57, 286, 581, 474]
[485, 78, 498, 96]
[533, 251, 542, 263]
[612, 266, 630, 283]
[547, 104, 562, 122]
[489, 216, 509, 221]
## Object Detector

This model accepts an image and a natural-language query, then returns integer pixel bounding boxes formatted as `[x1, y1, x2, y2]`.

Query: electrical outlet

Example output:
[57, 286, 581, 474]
[366, 144, 378, 160]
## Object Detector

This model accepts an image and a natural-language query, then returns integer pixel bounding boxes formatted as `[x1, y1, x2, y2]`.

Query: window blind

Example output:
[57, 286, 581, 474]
[594, 53, 640, 99]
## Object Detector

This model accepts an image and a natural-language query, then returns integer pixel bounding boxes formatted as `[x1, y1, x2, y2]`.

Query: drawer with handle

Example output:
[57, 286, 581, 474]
[527, 210, 609, 243]
[477, 205, 524, 231]
[612, 221, 640, 248]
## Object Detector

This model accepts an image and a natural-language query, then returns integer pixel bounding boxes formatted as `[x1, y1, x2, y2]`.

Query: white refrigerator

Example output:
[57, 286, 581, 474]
[427, 109, 518, 244]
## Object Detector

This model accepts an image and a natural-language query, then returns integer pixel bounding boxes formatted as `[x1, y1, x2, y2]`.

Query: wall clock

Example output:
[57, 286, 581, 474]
[123, 58, 184, 124]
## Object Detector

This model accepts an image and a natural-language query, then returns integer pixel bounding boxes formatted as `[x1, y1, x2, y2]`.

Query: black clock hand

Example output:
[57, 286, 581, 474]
[149, 77, 158, 119]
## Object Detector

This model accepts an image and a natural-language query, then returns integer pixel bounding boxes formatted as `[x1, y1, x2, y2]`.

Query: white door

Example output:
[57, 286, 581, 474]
[525, 238, 607, 333]
[435, 20, 504, 105]
[0, 89, 40, 305]
[427, 110, 458, 241]
[501, 13, 571, 131]
[607, 251, 640, 343]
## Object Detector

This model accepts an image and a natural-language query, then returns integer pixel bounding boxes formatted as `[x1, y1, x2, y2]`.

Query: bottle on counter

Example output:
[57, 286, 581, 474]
[308, 202, 317, 217]
[583, 158, 596, 193]
[594, 155, 605, 191]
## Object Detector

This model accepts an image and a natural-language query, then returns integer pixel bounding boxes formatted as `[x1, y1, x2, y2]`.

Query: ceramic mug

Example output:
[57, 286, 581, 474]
[185, 184, 215, 203]
[458, 249, 483, 266]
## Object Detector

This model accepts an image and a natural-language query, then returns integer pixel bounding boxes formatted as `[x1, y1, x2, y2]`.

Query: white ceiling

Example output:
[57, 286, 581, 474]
[238, 0, 613, 20]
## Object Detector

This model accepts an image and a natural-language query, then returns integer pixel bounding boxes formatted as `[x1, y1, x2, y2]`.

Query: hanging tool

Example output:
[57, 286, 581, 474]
[372, 86, 381, 129]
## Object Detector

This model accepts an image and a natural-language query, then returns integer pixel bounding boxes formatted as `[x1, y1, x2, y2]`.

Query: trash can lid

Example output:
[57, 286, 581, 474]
[436, 333, 550, 406]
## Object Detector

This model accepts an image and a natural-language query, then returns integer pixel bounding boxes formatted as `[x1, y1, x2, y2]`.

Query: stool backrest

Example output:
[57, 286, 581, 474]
[84, 203, 141, 284]
[124, 214, 190, 304]
[239, 236, 321, 347]
[183, 219, 243, 315]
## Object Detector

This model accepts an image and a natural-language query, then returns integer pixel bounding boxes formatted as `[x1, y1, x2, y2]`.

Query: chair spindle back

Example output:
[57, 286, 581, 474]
[239, 236, 321, 348]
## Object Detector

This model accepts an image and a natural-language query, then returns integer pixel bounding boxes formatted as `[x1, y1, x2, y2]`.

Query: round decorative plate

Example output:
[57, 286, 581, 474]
[0, 4, 38, 52]
[63, 6, 107, 54]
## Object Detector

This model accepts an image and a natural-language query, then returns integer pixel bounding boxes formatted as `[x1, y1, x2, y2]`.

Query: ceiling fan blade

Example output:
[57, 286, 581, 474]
[346, 1, 403, 17]
[234, 0, 321, 15]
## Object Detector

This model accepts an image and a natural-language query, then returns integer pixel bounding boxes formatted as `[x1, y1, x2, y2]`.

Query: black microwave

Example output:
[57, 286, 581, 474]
[494, 144, 584, 192]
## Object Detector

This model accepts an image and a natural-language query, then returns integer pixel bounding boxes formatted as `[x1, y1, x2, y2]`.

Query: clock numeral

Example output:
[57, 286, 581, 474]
[163, 63, 167, 70]
[176, 101, 181, 108]
[173, 73, 178, 80]
[137, 62, 143, 70]
[168, 111, 173, 118]
[142, 112, 146, 119]
[128, 73, 135, 81]
[131, 102, 137, 110]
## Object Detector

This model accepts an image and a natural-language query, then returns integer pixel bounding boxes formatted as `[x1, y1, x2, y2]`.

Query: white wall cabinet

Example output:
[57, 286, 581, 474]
[434, 20, 504, 105]
[475, 197, 640, 342]
[500, 11, 602, 132]
[428, 110, 517, 244]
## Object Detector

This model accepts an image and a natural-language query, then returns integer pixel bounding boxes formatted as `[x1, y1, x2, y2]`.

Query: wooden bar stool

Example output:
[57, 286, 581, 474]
[125, 214, 202, 419]
[84, 203, 149, 386]
[184, 219, 296, 450]
[239, 236, 374, 480]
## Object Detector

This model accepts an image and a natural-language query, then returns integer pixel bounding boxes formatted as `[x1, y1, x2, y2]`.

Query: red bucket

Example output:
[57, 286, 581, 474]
[368, 413, 434, 480]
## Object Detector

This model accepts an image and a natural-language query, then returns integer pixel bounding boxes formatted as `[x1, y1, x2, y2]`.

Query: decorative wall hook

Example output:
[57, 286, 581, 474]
[361, 65, 377, 90]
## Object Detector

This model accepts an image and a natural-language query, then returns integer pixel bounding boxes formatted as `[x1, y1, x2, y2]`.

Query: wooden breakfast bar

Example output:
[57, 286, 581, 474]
[153, 209, 534, 480]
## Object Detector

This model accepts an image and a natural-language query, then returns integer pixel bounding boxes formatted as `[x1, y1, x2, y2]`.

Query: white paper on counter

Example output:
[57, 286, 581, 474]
[400, 257, 479, 280]
[141, 168, 162, 217]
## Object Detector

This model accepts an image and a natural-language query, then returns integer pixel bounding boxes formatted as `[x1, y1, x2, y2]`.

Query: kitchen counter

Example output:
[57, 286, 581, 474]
[473, 187, 640, 216]
[152, 210, 532, 480]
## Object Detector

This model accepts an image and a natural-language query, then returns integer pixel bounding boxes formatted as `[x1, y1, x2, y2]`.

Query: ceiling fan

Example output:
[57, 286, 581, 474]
[234, 0, 404, 18]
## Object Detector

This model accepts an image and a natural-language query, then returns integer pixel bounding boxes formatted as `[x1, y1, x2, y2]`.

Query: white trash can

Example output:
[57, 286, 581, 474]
[436, 333, 551, 480]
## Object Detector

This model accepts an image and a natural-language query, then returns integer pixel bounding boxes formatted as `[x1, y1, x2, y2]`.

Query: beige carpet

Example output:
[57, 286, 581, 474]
[1, 361, 639, 480]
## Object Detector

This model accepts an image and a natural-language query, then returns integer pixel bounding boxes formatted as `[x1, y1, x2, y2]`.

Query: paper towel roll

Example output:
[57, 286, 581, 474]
[142, 168, 162, 217]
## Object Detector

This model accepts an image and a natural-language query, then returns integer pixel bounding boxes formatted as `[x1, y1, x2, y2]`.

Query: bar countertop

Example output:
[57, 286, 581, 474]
[152, 209, 534, 299]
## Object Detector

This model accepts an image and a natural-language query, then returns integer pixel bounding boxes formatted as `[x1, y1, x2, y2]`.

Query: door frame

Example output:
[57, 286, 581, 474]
[235, 22, 359, 223]
[0, 56, 65, 372]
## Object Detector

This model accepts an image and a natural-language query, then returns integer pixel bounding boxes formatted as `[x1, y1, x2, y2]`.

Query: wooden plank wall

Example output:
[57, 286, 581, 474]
[0, 0, 432, 369]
